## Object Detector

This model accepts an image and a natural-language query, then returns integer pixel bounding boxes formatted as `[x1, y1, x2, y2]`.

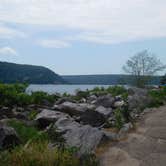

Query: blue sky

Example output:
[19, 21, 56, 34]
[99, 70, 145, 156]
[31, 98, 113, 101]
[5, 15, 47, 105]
[0, 0, 166, 75]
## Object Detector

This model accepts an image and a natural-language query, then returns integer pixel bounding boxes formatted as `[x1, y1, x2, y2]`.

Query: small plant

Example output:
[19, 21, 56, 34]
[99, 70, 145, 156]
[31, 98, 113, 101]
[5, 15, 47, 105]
[114, 109, 125, 130]
[28, 110, 38, 120]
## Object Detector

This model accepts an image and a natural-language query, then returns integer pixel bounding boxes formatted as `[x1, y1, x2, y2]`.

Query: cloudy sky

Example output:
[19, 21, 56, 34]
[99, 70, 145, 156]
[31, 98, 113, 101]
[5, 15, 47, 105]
[0, 0, 166, 75]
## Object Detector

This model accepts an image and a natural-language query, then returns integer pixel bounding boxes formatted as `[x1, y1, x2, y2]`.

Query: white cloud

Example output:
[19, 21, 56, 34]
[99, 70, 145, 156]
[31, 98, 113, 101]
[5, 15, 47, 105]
[0, 24, 26, 39]
[0, 47, 18, 55]
[37, 39, 71, 48]
[0, 0, 166, 43]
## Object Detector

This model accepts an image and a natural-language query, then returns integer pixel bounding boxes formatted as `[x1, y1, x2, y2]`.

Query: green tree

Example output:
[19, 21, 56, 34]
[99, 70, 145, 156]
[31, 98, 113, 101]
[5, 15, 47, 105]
[160, 74, 166, 85]
[123, 50, 166, 87]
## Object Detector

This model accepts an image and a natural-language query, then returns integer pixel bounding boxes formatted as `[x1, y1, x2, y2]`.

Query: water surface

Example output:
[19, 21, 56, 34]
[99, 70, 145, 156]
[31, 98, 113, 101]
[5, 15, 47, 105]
[26, 84, 111, 95]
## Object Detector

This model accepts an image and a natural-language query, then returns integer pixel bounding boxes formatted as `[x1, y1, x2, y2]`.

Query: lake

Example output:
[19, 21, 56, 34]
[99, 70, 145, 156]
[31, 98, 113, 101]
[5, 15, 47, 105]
[26, 84, 112, 95]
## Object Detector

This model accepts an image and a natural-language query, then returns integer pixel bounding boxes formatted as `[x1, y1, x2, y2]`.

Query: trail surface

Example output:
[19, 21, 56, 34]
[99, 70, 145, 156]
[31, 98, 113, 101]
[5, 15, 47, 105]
[99, 106, 166, 166]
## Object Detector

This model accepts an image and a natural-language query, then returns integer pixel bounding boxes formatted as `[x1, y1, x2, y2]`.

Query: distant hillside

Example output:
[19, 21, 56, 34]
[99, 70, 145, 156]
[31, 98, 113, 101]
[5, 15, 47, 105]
[0, 62, 66, 84]
[62, 74, 161, 85]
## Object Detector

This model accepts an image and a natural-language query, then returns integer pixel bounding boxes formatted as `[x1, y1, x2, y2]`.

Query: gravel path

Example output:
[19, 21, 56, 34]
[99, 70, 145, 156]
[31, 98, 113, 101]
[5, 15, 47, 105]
[99, 105, 166, 166]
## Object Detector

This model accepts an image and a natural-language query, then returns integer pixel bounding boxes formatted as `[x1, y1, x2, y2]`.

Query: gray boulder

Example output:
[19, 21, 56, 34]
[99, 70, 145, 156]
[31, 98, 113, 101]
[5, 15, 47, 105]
[35, 109, 70, 128]
[94, 94, 114, 108]
[0, 126, 20, 149]
[113, 100, 125, 108]
[54, 118, 104, 154]
[128, 88, 151, 113]
[95, 106, 112, 117]
[56, 102, 105, 127]
[57, 102, 88, 116]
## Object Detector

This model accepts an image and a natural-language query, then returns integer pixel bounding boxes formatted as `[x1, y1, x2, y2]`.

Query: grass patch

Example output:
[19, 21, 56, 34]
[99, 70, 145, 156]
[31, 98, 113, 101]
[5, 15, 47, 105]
[7, 120, 48, 144]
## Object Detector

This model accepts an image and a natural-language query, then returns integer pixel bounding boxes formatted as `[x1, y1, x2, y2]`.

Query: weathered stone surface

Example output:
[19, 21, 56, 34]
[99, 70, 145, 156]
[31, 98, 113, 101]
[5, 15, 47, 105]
[54, 118, 104, 154]
[56, 102, 105, 127]
[102, 131, 118, 141]
[0, 107, 15, 119]
[35, 109, 70, 128]
[79, 110, 106, 127]
[128, 88, 151, 112]
[94, 94, 114, 108]
[95, 106, 112, 117]
[57, 102, 88, 116]
[0, 126, 20, 149]
[118, 123, 133, 140]
[113, 100, 125, 108]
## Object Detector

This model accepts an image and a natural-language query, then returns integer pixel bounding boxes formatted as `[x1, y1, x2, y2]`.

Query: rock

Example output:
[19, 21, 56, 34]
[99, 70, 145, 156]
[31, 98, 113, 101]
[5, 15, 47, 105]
[54, 118, 104, 154]
[115, 95, 122, 101]
[14, 111, 29, 120]
[118, 123, 133, 140]
[57, 102, 96, 116]
[56, 102, 105, 127]
[95, 106, 112, 117]
[54, 117, 81, 133]
[35, 109, 70, 129]
[79, 110, 106, 127]
[79, 98, 86, 103]
[57, 102, 87, 116]
[0, 126, 20, 149]
[113, 100, 125, 108]
[87, 95, 97, 103]
[56, 98, 76, 105]
[102, 131, 118, 141]
[94, 94, 114, 108]
[128, 88, 151, 112]
[0, 107, 15, 119]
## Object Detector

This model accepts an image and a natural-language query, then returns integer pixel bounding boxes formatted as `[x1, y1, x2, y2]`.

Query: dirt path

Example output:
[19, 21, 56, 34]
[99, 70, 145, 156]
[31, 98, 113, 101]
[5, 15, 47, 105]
[98, 105, 166, 166]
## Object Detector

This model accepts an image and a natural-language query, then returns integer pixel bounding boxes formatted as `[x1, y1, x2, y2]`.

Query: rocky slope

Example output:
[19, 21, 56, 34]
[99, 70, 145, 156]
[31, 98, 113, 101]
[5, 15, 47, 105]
[0, 87, 151, 155]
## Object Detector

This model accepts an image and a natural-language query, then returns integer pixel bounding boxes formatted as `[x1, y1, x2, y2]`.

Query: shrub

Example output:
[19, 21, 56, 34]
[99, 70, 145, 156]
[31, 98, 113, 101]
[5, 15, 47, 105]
[114, 109, 125, 130]
[148, 87, 166, 107]
[106, 86, 127, 97]
[7, 120, 48, 144]
[28, 110, 38, 120]
[31, 91, 58, 105]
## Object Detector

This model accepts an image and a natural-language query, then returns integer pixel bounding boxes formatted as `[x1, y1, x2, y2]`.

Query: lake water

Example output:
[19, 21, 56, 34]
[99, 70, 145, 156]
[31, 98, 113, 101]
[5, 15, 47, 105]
[26, 84, 112, 95]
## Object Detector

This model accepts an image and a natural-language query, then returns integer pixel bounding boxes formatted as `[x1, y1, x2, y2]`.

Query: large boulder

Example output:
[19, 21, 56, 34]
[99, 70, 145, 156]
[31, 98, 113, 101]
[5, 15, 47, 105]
[54, 118, 104, 154]
[0, 107, 15, 120]
[79, 110, 106, 127]
[35, 109, 70, 129]
[56, 102, 105, 127]
[95, 106, 112, 117]
[0, 126, 20, 149]
[113, 100, 125, 108]
[128, 88, 151, 113]
[94, 94, 114, 108]
[56, 102, 89, 116]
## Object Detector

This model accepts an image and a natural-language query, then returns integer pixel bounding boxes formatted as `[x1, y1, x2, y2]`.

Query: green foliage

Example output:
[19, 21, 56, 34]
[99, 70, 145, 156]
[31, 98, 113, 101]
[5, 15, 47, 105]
[7, 120, 48, 144]
[0, 83, 59, 106]
[148, 87, 166, 107]
[160, 74, 166, 85]
[31, 91, 58, 105]
[106, 86, 128, 97]
[114, 109, 125, 130]
[80, 154, 99, 166]
[0, 141, 80, 166]
[47, 125, 65, 148]
[28, 110, 38, 120]
[0, 61, 65, 84]
[72, 90, 90, 101]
